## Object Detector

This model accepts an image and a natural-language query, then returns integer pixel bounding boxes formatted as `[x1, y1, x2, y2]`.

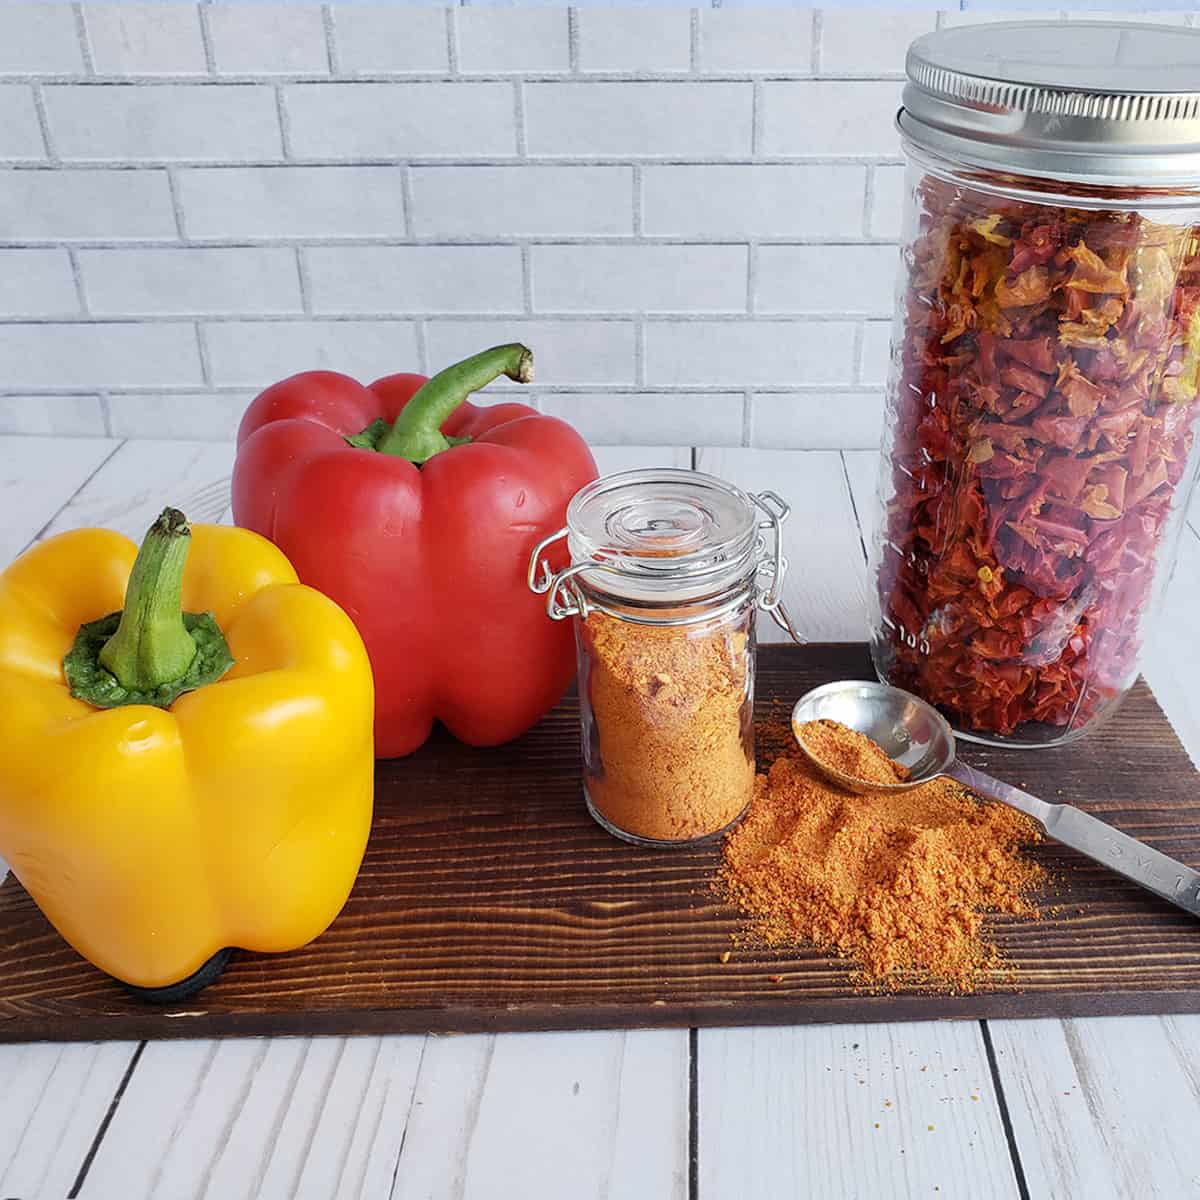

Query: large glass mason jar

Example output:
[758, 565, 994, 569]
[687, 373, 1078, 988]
[529, 469, 790, 846]
[870, 21, 1200, 747]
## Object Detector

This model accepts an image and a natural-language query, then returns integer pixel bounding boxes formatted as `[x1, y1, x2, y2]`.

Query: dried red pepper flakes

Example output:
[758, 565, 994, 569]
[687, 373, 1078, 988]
[876, 178, 1200, 739]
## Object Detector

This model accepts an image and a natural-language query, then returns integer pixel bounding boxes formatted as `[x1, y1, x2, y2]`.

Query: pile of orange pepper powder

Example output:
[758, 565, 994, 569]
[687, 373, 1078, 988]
[582, 610, 754, 842]
[718, 720, 1045, 992]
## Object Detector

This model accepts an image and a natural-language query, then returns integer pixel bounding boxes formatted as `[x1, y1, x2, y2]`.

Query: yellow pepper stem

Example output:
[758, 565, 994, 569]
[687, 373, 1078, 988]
[62, 509, 233, 710]
[99, 508, 198, 691]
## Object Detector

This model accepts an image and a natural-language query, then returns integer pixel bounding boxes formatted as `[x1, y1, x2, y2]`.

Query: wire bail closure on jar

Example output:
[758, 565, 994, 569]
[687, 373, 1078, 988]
[528, 485, 801, 640]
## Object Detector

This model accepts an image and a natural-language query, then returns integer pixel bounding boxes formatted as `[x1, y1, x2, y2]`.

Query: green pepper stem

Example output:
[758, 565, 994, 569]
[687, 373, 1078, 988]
[98, 507, 198, 692]
[376, 343, 534, 463]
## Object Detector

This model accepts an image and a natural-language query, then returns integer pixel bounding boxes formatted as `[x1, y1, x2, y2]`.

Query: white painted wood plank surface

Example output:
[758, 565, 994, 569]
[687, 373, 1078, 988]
[592, 445, 690, 473]
[392, 1030, 687, 1200]
[991, 515, 1200, 1199]
[699, 1022, 1018, 1200]
[86, 1029, 686, 1200]
[5, 436, 1200, 1198]
[0, 1040, 138, 1200]
[38, 438, 234, 541]
[80, 1036, 424, 1200]
[695, 451, 1015, 1199]
[990, 1015, 1200, 1198]
[0, 434, 119, 562]
[9, 437, 691, 1200]
[0, 435, 120, 884]
[696, 447, 869, 642]
[843, 447, 1200, 1199]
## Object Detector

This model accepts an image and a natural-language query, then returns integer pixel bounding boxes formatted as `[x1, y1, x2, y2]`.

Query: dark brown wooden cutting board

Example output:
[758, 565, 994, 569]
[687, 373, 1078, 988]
[2, 643, 1199, 1043]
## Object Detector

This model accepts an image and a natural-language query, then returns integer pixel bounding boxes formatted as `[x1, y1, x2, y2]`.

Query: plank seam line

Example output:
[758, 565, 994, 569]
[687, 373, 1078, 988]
[387, 1036, 428, 1200]
[288, 1037, 350, 1198]
[20, 438, 126, 556]
[688, 1027, 699, 1200]
[979, 1021, 1031, 1200]
[449, 1038, 497, 1200]
[67, 1040, 145, 1200]
[248, 1038, 311, 1197]
[1, 1043, 64, 1182]
[335, 1037, 386, 1198]
[193, 1037, 269, 1200]
[348, 1041, 393, 1200]
[149, 1039, 221, 1198]
[1162, 1015, 1200, 1109]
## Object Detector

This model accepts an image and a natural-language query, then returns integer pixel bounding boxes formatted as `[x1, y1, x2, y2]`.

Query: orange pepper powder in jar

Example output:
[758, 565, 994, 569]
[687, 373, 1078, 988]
[581, 610, 754, 843]
[532, 467, 791, 847]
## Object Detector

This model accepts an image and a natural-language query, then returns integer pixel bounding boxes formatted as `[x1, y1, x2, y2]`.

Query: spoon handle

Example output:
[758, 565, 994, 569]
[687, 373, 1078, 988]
[947, 761, 1200, 920]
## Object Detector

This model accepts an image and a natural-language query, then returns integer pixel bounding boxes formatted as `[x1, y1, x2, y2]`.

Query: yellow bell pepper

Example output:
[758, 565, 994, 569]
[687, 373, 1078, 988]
[0, 508, 374, 993]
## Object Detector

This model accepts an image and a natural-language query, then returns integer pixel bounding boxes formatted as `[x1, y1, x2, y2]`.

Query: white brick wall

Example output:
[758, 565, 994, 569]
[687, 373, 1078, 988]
[645, 320, 858, 386]
[525, 81, 753, 157]
[859, 320, 894, 387]
[305, 245, 525, 313]
[330, 8, 449, 74]
[0, 5, 86, 75]
[0, 86, 46, 159]
[541, 392, 744, 444]
[819, 11, 935, 74]
[698, 10, 814, 74]
[0, 250, 79, 317]
[426, 320, 637, 386]
[642, 165, 867, 237]
[0, 4, 1183, 448]
[0, 394, 107, 435]
[284, 82, 517, 158]
[456, 9, 571, 73]
[0, 323, 204, 389]
[43, 84, 283, 161]
[0, 170, 178, 239]
[761, 80, 903, 156]
[204, 319, 420, 385]
[78, 248, 304, 315]
[410, 165, 633, 236]
[206, 5, 330, 76]
[83, 5, 208, 77]
[577, 10, 693, 72]
[756, 245, 898, 315]
[529, 245, 748, 313]
[176, 166, 407, 238]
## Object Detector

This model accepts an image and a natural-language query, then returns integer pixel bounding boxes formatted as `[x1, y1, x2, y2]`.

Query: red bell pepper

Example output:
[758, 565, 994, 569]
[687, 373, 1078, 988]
[232, 344, 597, 758]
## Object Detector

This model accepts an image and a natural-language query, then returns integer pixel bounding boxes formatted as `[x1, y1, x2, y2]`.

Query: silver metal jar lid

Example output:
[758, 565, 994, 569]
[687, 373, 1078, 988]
[900, 21, 1200, 187]
[527, 468, 791, 626]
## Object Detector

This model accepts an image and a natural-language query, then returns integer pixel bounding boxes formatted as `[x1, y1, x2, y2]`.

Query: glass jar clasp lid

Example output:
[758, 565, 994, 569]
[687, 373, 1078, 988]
[528, 489, 801, 640]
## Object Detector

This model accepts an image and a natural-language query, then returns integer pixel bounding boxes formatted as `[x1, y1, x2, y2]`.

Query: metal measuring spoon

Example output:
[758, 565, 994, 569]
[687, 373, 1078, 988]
[791, 679, 1200, 920]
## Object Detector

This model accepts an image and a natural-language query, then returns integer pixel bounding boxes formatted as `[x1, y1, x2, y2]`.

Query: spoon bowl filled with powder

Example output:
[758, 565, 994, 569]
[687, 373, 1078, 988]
[791, 678, 956, 794]
[795, 718, 911, 790]
[786, 678, 1200, 923]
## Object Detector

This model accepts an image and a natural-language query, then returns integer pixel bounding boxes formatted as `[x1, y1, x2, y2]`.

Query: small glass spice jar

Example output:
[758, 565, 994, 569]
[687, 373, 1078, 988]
[529, 469, 791, 847]
[871, 21, 1200, 747]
